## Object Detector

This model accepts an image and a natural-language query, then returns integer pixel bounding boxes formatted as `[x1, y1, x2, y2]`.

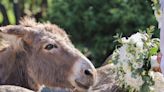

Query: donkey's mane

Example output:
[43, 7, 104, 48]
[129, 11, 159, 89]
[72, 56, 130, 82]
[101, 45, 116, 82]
[19, 17, 37, 27]
[19, 17, 71, 43]
[0, 38, 9, 52]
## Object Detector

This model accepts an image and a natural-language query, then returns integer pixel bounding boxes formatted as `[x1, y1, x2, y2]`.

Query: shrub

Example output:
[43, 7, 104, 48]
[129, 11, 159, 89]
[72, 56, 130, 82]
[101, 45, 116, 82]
[46, 0, 158, 67]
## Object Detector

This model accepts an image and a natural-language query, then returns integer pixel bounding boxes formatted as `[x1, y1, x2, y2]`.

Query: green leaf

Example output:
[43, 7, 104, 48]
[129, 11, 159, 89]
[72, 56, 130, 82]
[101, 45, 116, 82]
[149, 47, 158, 56]
[140, 84, 150, 92]
[146, 26, 155, 38]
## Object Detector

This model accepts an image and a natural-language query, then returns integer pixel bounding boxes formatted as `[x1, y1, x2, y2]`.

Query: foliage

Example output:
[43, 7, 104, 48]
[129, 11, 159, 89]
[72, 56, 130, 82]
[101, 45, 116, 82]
[151, 0, 160, 11]
[0, 0, 48, 25]
[46, 0, 158, 67]
[0, 0, 159, 67]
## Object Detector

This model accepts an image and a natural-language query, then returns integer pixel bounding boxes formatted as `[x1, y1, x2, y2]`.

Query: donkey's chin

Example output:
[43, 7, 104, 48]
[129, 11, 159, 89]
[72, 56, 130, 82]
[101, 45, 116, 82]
[75, 79, 90, 89]
[68, 78, 91, 92]
[73, 80, 91, 92]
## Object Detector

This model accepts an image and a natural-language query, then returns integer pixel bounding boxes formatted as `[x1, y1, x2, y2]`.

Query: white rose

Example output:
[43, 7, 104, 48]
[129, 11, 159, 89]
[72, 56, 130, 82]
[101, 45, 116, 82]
[128, 33, 147, 45]
[128, 33, 141, 44]
[136, 41, 143, 49]
[121, 37, 129, 43]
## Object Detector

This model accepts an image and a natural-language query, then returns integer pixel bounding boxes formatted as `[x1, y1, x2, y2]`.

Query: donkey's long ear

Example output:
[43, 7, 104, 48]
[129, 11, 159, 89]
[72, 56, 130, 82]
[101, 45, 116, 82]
[0, 25, 30, 37]
[0, 25, 34, 50]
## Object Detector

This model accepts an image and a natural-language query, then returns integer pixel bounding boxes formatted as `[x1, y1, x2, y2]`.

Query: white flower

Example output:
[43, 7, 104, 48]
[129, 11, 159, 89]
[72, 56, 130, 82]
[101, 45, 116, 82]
[124, 72, 144, 90]
[148, 71, 155, 79]
[122, 62, 131, 72]
[118, 45, 128, 62]
[150, 72, 164, 92]
[129, 33, 146, 44]
[149, 86, 155, 91]
[136, 41, 144, 49]
[117, 45, 132, 72]
[121, 37, 129, 43]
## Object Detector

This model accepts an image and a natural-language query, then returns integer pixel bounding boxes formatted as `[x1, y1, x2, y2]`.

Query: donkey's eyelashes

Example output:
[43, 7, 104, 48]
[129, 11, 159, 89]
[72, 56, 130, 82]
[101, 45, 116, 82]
[45, 44, 58, 50]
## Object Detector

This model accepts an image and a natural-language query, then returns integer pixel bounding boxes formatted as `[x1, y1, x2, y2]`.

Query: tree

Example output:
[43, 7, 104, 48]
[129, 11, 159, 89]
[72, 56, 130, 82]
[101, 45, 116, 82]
[0, 0, 48, 25]
[46, 0, 157, 67]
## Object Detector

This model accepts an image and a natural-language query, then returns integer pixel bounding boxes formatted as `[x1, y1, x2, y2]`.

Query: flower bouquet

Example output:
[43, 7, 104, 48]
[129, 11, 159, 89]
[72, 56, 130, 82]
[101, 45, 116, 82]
[112, 26, 164, 92]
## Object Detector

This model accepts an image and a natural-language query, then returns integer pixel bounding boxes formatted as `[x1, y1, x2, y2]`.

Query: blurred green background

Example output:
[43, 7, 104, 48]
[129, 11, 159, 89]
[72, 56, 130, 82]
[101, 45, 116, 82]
[0, 0, 159, 67]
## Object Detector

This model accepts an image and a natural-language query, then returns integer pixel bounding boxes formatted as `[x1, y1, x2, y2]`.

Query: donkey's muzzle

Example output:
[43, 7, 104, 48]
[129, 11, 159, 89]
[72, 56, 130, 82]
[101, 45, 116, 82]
[74, 58, 97, 91]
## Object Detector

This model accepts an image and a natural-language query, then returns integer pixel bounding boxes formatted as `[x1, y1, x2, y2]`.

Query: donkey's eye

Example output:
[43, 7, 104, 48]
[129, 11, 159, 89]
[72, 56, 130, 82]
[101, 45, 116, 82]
[45, 44, 58, 50]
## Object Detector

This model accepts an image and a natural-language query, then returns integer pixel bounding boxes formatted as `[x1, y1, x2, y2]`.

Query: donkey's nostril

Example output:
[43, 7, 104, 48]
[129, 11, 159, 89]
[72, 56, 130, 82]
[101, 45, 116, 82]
[84, 69, 93, 76]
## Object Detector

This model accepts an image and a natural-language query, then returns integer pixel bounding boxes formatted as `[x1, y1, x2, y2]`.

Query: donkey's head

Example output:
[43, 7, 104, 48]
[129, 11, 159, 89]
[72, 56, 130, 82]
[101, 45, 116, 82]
[0, 18, 97, 91]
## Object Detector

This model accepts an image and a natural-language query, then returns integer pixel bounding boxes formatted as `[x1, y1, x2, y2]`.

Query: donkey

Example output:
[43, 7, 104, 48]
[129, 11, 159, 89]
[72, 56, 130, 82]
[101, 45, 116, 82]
[0, 18, 97, 92]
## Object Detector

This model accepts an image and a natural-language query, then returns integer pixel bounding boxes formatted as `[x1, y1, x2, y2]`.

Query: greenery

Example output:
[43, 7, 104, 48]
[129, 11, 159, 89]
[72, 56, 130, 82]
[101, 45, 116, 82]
[0, 0, 159, 67]
[46, 0, 158, 67]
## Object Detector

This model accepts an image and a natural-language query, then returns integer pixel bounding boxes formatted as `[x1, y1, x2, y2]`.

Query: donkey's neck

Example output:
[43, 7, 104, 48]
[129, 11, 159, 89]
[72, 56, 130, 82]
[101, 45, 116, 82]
[4, 51, 36, 90]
